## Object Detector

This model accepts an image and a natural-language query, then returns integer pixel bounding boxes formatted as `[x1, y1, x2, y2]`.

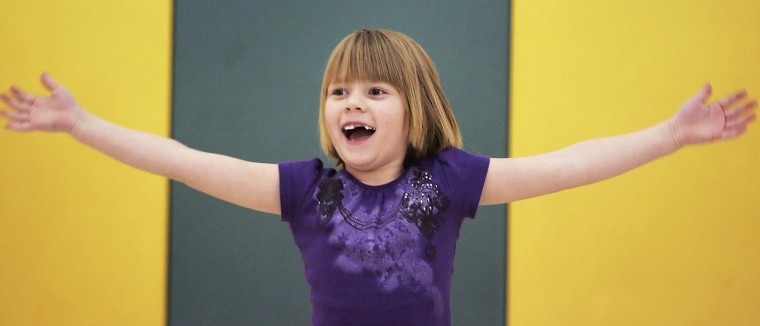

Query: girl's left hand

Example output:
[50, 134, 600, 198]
[671, 84, 757, 147]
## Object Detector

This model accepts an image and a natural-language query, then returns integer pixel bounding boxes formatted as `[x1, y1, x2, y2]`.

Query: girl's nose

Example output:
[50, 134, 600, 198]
[345, 93, 365, 112]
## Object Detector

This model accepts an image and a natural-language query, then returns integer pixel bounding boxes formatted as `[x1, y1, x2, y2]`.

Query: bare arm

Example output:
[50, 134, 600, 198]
[1, 73, 281, 214]
[481, 84, 757, 205]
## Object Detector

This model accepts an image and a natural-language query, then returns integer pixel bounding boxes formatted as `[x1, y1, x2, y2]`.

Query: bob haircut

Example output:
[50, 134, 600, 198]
[319, 29, 463, 167]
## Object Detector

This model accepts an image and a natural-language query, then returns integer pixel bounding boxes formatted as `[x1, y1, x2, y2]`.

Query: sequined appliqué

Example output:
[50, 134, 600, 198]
[398, 169, 450, 261]
[315, 168, 450, 261]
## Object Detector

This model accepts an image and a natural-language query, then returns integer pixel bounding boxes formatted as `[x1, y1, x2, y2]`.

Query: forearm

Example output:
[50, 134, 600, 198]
[69, 110, 192, 181]
[483, 120, 682, 204]
[553, 120, 679, 188]
[67, 110, 281, 213]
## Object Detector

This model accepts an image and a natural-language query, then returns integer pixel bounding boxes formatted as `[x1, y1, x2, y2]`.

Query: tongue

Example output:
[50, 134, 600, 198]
[349, 129, 374, 141]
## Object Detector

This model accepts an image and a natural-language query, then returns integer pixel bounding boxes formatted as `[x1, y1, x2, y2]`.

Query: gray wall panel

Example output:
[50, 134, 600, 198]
[171, 1, 509, 324]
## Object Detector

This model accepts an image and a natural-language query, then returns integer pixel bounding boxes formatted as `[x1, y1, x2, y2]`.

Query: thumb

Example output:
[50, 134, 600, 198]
[692, 83, 712, 103]
[40, 72, 61, 92]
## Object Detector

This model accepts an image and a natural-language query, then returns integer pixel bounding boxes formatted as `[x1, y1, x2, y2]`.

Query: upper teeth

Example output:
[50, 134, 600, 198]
[343, 124, 375, 131]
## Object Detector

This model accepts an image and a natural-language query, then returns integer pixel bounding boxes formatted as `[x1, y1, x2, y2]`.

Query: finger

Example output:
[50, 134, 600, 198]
[10, 86, 34, 104]
[0, 93, 19, 108]
[4, 120, 34, 132]
[0, 109, 30, 121]
[0, 93, 32, 111]
[721, 116, 755, 140]
[725, 111, 757, 129]
[715, 89, 748, 110]
[724, 100, 757, 120]
[720, 126, 747, 140]
[41, 72, 60, 92]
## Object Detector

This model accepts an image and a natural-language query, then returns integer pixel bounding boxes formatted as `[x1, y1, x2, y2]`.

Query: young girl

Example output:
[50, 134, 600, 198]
[1, 29, 756, 326]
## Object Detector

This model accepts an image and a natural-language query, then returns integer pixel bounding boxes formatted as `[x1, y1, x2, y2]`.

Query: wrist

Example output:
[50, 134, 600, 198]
[67, 107, 90, 138]
[666, 119, 684, 150]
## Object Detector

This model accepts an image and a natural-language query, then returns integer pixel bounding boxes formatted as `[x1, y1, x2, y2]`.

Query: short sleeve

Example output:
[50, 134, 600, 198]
[278, 158, 325, 224]
[431, 147, 490, 219]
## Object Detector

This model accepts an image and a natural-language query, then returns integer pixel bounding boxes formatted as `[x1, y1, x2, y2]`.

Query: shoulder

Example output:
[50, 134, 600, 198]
[278, 157, 340, 191]
[422, 147, 490, 174]
[279, 157, 326, 174]
[416, 147, 490, 217]
[278, 158, 337, 221]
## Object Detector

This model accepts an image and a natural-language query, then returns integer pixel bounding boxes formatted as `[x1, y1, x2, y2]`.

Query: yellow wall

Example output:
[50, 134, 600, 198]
[0, 1, 171, 325]
[510, 1, 760, 325]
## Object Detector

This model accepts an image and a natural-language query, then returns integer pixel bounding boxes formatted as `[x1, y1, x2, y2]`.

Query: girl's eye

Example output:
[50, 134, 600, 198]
[369, 88, 386, 96]
[331, 88, 347, 96]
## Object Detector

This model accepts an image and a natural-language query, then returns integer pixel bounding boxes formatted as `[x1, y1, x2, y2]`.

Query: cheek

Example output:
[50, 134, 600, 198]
[383, 108, 408, 141]
[322, 105, 341, 140]
[323, 103, 342, 125]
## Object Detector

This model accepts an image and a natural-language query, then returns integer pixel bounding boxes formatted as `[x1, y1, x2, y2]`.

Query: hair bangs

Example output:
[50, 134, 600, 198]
[323, 30, 407, 90]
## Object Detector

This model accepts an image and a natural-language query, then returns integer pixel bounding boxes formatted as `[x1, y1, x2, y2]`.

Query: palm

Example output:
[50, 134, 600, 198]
[28, 86, 79, 132]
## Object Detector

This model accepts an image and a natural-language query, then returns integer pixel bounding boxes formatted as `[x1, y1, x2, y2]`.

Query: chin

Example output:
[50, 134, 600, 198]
[340, 154, 377, 170]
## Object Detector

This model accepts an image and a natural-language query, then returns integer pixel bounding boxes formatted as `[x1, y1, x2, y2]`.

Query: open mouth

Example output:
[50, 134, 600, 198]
[342, 123, 376, 141]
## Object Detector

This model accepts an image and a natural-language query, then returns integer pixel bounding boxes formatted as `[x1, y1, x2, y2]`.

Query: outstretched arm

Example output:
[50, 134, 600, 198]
[480, 84, 757, 205]
[1, 73, 281, 214]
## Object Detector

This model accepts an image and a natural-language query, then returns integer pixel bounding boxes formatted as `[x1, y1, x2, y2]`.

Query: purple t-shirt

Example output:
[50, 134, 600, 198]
[279, 147, 489, 326]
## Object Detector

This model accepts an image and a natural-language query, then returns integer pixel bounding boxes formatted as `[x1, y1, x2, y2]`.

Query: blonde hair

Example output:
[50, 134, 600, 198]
[319, 29, 463, 167]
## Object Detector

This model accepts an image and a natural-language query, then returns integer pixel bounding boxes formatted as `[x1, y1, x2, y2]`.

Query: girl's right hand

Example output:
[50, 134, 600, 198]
[1, 73, 82, 133]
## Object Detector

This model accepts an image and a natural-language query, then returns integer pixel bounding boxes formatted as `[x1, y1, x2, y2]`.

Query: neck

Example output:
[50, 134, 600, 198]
[344, 162, 405, 186]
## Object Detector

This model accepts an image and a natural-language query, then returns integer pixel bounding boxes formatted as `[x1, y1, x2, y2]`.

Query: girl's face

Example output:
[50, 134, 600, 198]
[324, 80, 409, 184]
